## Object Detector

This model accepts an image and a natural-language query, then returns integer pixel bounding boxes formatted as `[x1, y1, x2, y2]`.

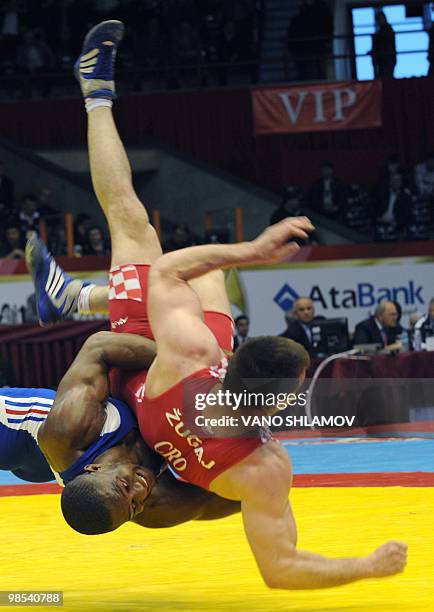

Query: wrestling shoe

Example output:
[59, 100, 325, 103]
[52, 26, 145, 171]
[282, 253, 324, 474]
[74, 20, 124, 99]
[25, 234, 87, 326]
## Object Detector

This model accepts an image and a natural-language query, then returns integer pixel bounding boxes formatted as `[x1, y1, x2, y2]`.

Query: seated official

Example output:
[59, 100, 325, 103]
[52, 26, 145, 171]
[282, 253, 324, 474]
[413, 298, 434, 351]
[353, 301, 401, 348]
[279, 297, 324, 357]
[233, 315, 250, 350]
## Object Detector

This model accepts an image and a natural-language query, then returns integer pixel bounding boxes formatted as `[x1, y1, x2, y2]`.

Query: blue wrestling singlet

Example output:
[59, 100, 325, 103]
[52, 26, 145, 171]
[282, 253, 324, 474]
[0, 388, 137, 484]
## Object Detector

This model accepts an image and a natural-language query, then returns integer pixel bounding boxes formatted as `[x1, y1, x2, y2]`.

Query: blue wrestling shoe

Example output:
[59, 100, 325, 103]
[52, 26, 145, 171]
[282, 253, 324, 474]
[25, 234, 86, 326]
[74, 20, 125, 99]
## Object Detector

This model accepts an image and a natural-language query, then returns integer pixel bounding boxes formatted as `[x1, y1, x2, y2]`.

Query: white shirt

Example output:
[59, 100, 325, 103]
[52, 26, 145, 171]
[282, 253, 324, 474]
[415, 163, 434, 198]
[380, 191, 398, 224]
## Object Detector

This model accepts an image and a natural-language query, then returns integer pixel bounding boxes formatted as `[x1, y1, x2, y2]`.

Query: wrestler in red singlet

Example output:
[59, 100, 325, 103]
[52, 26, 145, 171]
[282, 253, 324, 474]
[108, 264, 266, 490]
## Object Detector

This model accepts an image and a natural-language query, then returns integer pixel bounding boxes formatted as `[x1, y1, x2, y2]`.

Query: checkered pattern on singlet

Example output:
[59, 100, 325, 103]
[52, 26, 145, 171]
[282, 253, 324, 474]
[109, 265, 143, 302]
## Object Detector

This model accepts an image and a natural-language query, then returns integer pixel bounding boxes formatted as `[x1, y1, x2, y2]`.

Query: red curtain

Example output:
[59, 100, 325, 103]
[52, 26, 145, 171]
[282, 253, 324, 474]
[0, 78, 432, 190]
[0, 321, 108, 388]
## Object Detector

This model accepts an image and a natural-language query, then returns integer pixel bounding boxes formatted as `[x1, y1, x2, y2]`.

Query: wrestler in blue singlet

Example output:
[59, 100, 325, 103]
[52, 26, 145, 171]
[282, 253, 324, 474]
[0, 388, 137, 484]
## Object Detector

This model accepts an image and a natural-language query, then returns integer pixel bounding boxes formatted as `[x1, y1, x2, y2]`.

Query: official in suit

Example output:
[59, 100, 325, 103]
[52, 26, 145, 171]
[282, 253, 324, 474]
[279, 297, 324, 357]
[233, 315, 250, 351]
[353, 301, 400, 347]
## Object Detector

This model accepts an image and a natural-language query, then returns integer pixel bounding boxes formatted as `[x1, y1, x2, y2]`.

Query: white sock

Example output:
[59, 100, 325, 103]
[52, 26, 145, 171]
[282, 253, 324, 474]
[78, 283, 97, 315]
[85, 98, 113, 113]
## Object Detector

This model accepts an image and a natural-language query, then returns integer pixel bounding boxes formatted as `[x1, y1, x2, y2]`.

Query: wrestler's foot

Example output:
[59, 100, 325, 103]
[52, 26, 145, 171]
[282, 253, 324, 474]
[74, 20, 124, 99]
[25, 234, 86, 326]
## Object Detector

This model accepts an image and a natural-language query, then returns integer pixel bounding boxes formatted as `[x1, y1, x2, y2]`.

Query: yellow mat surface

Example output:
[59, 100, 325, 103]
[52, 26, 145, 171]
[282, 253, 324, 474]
[0, 487, 432, 611]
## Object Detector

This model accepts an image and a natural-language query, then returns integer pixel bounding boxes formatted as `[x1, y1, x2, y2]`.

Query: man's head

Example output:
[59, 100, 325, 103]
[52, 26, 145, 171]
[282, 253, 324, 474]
[235, 315, 249, 338]
[390, 173, 403, 192]
[375, 300, 398, 329]
[5, 225, 21, 247]
[223, 336, 310, 408]
[21, 194, 37, 215]
[321, 161, 334, 179]
[87, 226, 104, 248]
[172, 224, 191, 248]
[61, 463, 155, 535]
[429, 298, 434, 320]
[293, 297, 315, 324]
[280, 186, 300, 213]
[387, 154, 400, 173]
[37, 186, 52, 205]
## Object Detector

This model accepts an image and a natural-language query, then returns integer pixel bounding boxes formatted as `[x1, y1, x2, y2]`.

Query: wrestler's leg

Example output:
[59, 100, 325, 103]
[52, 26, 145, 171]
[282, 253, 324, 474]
[87, 270, 232, 316]
[189, 270, 232, 318]
[86, 107, 162, 268]
[26, 23, 162, 324]
[190, 270, 235, 353]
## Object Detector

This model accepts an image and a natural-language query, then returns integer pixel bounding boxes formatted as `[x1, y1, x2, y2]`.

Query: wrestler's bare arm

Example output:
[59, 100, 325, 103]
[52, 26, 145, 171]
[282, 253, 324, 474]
[38, 331, 156, 470]
[236, 444, 407, 589]
[147, 219, 313, 384]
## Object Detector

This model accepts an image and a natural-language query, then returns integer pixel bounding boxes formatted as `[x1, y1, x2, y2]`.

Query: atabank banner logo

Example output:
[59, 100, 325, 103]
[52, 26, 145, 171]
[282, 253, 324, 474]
[274, 281, 424, 313]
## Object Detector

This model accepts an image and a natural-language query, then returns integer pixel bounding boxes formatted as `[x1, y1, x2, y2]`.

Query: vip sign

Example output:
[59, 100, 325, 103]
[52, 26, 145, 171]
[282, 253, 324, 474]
[252, 80, 382, 135]
[236, 258, 434, 336]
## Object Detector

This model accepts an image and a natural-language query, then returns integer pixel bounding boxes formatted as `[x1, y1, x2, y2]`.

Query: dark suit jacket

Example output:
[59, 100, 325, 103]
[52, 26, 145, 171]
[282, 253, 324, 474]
[375, 189, 412, 228]
[309, 177, 346, 218]
[353, 317, 399, 347]
[233, 335, 249, 351]
[280, 318, 325, 356]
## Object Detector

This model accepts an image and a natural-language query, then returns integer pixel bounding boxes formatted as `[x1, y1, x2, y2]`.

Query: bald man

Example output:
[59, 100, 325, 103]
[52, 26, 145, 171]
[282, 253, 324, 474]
[279, 297, 325, 356]
[353, 300, 400, 348]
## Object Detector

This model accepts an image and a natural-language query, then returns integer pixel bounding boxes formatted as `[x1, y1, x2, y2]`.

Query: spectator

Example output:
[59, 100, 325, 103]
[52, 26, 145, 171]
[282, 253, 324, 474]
[270, 187, 303, 225]
[0, 161, 15, 216]
[309, 161, 347, 219]
[164, 223, 195, 252]
[17, 28, 55, 74]
[390, 299, 404, 343]
[353, 300, 400, 347]
[36, 186, 57, 217]
[375, 153, 407, 194]
[47, 223, 67, 256]
[233, 314, 250, 350]
[204, 226, 230, 244]
[172, 20, 201, 66]
[279, 297, 324, 357]
[18, 194, 40, 237]
[407, 311, 422, 352]
[374, 173, 412, 233]
[414, 153, 434, 201]
[0, 224, 25, 259]
[83, 225, 110, 256]
[0, 0, 23, 67]
[413, 298, 434, 351]
[74, 213, 92, 252]
[370, 12, 396, 79]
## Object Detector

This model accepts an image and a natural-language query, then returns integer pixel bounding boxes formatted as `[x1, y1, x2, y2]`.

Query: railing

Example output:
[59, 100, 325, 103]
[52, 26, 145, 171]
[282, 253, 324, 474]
[36, 207, 245, 258]
[0, 24, 430, 99]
